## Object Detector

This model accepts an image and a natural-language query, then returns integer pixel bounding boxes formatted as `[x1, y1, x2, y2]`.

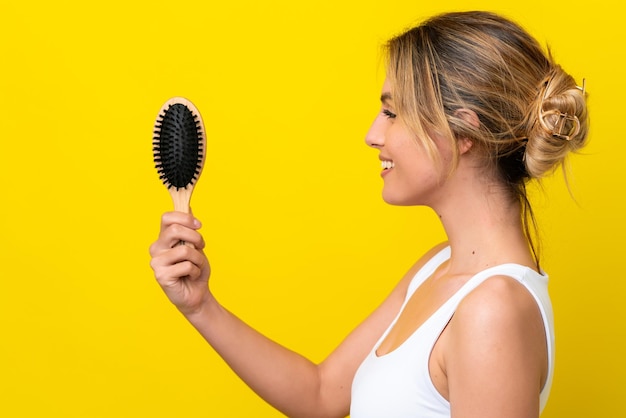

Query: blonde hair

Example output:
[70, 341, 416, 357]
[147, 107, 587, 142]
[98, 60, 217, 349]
[385, 11, 589, 265]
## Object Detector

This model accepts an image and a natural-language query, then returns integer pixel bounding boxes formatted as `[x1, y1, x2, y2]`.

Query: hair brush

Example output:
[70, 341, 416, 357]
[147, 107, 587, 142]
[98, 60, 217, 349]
[153, 97, 206, 215]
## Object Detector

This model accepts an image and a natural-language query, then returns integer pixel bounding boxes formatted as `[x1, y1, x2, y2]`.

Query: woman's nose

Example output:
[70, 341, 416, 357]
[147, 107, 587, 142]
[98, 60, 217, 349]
[365, 116, 385, 148]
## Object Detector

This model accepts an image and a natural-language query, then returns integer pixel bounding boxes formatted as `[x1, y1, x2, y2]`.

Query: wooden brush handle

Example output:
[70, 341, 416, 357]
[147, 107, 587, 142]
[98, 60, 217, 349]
[169, 186, 195, 248]
[169, 186, 193, 214]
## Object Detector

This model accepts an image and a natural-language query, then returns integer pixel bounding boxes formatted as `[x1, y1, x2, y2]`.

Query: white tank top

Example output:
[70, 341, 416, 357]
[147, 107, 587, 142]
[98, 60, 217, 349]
[351, 246, 555, 417]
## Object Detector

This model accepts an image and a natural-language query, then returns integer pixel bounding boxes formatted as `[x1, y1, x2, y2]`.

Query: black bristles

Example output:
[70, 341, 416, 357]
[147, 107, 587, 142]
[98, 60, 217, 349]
[153, 103, 203, 190]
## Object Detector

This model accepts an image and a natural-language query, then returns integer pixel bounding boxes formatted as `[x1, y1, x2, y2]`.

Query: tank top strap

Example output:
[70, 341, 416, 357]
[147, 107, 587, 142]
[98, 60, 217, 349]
[438, 263, 537, 315]
[405, 246, 451, 298]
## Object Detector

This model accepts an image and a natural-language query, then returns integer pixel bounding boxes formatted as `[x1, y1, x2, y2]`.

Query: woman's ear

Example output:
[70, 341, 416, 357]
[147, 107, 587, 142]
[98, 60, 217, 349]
[456, 108, 480, 128]
[454, 108, 480, 155]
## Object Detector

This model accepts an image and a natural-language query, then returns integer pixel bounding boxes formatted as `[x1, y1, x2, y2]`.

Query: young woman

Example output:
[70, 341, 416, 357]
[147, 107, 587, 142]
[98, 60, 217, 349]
[149, 11, 588, 418]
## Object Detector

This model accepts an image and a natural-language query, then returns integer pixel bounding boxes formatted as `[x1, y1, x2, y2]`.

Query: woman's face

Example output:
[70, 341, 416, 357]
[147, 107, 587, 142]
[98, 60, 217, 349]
[365, 79, 453, 207]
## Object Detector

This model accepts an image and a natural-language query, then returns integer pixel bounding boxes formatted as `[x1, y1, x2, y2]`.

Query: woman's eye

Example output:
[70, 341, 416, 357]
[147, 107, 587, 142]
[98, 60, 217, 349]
[382, 109, 397, 119]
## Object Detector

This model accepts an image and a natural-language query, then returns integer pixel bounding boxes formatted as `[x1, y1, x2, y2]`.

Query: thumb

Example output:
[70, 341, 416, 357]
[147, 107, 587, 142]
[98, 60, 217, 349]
[188, 206, 202, 229]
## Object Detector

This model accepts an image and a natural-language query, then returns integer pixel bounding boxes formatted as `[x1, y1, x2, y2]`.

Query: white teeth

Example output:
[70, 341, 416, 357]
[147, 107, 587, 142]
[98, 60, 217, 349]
[381, 160, 395, 169]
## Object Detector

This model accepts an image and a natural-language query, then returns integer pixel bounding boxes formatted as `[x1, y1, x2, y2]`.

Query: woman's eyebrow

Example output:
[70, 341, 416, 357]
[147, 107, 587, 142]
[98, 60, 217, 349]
[380, 92, 393, 105]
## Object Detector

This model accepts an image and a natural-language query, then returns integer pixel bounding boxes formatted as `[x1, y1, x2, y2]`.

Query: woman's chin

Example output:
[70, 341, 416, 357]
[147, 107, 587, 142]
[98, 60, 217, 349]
[381, 191, 416, 207]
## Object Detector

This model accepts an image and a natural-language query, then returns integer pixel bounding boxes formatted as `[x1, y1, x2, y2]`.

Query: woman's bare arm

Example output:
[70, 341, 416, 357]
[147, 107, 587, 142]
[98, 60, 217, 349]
[149, 211, 444, 417]
[444, 276, 548, 418]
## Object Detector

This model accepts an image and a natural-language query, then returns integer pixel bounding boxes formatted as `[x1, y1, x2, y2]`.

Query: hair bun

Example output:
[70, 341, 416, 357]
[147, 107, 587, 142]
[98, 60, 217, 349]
[524, 67, 589, 179]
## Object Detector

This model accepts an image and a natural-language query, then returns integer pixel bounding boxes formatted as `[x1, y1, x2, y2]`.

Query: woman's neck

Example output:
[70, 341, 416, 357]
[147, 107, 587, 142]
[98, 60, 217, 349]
[430, 166, 535, 275]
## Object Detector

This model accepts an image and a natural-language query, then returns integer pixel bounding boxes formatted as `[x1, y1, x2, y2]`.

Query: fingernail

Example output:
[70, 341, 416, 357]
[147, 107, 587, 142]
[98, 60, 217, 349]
[193, 219, 202, 228]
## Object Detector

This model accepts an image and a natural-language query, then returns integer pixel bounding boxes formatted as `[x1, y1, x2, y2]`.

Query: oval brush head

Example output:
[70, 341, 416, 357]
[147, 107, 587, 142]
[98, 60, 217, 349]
[153, 97, 206, 213]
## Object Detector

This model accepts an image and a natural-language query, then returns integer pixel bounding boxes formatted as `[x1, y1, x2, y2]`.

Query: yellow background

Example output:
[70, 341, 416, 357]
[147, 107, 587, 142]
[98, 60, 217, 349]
[1, 1, 623, 416]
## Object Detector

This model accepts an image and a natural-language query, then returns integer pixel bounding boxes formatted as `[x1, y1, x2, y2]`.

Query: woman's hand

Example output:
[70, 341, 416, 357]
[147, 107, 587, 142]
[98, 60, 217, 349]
[149, 211, 212, 316]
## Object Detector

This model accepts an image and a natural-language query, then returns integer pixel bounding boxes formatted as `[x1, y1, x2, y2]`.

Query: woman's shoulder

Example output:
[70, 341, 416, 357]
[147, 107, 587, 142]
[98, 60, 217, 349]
[455, 274, 541, 324]
[438, 273, 548, 414]
[447, 273, 548, 360]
